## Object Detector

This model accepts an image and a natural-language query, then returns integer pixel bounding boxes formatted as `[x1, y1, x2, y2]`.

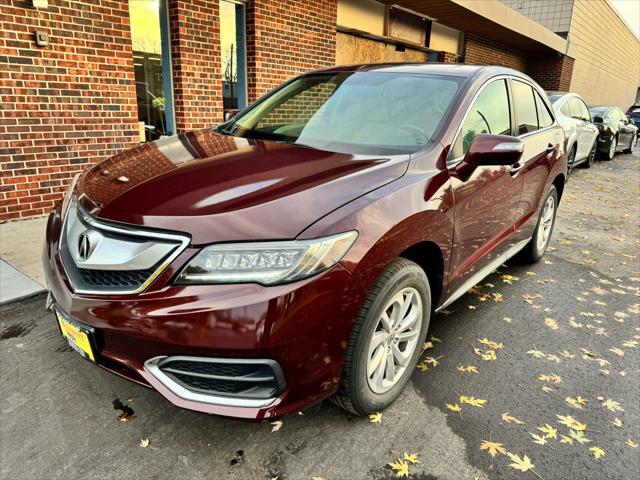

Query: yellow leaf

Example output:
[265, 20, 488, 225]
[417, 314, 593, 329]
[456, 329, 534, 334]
[557, 415, 587, 431]
[565, 396, 588, 409]
[612, 418, 623, 428]
[369, 412, 382, 424]
[609, 347, 625, 357]
[429, 335, 441, 343]
[507, 453, 535, 472]
[530, 433, 548, 445]
[480, 440, 506, 457]
[569, 429, 590, 445]
[446, 403, 462, 412]
[481, 350, 497, 361]
[271, 420, 283, 432]
[544, 317, 559, 330]
[422, 341, 433, 351]
[139, 438, 150, 448]
[478, 337, 503, 350]
[623, 340, 638, 347]
[527, 348, 546, 358]
[538, 373, 561, 384]
[459, 395, 486, 408]
[589, 447, 605, 459]
[542, 385, 554, 393]
[457, 365, 478, 373]
[403, 452, 420, 464]
[601, 398, 624, 412]
[501, 274, 519, 284]
[424, 356, 440, 367]
[626, 439, 638, 448]
[388, 459, 410, 478]
[501, 412, 525, 425]
[537, 423, 557, 439]
[416, 362, 429, 372]
[560, 435, 574, 445]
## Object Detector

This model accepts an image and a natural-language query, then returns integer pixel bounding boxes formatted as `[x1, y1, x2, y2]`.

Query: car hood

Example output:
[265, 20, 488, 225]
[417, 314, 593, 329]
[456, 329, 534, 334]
[75, 129, 409, 244]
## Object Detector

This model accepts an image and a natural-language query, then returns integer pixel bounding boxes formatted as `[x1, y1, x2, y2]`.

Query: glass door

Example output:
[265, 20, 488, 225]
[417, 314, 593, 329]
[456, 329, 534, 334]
[220, 0, 247, 117]
[129, 0, 175, 141]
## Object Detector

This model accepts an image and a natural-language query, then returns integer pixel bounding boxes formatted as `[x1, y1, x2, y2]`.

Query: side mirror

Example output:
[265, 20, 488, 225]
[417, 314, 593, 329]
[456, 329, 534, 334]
[593, 116, 604, 123]
[629, 118, 636, 125]
[456, 134, 524, 179]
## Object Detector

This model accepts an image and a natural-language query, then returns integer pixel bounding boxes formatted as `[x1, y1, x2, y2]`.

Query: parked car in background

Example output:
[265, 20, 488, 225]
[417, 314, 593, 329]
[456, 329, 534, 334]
[547, 92, 598, 169]
[43, 64, 566, 419]
[589, 106, 638, 159]
[626, 105, 640, 136]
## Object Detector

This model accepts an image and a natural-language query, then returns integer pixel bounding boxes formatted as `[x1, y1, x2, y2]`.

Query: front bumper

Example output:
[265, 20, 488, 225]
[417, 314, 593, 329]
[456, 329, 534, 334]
[43, 206, 367, 419]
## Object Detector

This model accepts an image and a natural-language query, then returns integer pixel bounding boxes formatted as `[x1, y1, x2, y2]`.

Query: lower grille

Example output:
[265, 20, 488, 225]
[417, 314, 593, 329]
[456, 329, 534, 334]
[146, 356, 286, 405]
[76, 266, 157, 289]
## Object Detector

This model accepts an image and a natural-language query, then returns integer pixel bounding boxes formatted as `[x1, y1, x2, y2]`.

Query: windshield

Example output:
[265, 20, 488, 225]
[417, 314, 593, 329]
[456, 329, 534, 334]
[219, 72, 464, 155]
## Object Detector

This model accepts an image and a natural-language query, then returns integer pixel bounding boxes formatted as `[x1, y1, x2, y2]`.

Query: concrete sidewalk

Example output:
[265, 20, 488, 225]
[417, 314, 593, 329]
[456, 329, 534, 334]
[0, 217, 48, 304]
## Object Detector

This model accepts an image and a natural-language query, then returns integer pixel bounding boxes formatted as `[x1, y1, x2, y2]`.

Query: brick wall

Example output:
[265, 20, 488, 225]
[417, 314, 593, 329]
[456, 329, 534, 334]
[462, 33, 527, 71]
[168, 0, 223, 131]
[246, 0, 337, 102]
[527, 55, 574, 92]
[437, 51, 457, 63]
[0, 0, 139, 221]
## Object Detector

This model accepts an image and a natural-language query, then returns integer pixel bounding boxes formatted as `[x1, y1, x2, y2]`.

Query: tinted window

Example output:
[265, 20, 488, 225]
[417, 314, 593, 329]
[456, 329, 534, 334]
[578, 100, 590, 121]
[589, 107, 608, 119]
[535, 92, 554, 128]
[451, 79, 511, 159]
[568, 98, 589, 120]
[512, 80, 539, 135]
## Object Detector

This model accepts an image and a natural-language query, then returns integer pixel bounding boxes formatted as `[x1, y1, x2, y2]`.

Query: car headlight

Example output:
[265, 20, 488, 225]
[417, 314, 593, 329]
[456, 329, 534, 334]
[176, 231, 358, 285]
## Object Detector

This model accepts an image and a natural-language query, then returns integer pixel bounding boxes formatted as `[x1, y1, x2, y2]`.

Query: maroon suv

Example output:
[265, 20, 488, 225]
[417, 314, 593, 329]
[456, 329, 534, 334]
[43, 64, 567, 419]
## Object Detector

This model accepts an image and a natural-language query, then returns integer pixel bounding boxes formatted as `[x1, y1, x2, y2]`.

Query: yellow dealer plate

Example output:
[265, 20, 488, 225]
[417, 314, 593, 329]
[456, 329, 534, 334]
[55, 309, 96, 362]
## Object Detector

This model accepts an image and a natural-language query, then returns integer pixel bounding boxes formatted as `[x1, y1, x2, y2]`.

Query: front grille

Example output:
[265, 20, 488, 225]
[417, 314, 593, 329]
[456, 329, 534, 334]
[156, 356, 286, 400]
[76, 265, 157, 289]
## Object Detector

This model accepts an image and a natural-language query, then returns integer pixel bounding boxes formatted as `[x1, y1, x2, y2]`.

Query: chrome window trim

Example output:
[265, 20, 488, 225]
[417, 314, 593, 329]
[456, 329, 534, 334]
[144, 356, 279, 408]
[59, 197, 191, 296]
[447, 75, 558, 166]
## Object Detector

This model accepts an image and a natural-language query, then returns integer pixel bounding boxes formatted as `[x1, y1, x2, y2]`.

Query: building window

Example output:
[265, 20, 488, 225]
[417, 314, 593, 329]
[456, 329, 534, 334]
[129, 0, 175, 141]
[220, 0, 247, 116]
[387, 6, 431, 46]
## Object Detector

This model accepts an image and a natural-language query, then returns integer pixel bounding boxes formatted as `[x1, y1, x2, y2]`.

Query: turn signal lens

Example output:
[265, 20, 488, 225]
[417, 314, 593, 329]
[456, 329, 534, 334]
[176, 231, 358, 285]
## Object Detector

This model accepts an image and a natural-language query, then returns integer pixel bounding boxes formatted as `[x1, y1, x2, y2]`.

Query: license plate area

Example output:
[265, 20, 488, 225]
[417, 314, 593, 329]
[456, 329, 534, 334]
[54, 308, 97, 363]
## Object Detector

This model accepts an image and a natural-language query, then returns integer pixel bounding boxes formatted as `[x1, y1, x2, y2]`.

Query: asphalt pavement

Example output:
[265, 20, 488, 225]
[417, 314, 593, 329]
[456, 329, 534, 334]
[1, 149, 638, 480]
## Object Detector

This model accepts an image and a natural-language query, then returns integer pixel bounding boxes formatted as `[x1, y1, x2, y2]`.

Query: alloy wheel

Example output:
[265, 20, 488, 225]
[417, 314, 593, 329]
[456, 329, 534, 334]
[536, 195, 556, 252]
[609, 138, 617, 159]
[631, 135, 637, 151]
[366, 287, 422, 394]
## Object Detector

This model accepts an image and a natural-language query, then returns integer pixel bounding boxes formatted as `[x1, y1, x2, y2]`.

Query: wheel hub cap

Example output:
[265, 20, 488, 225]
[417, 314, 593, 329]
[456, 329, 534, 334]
[536, 195, 555, 252]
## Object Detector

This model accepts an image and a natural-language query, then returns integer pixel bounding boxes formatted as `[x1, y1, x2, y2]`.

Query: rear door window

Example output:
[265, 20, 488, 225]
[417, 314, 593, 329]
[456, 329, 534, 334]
[534, 92, 554, 128]
[450, 79, 511, 159]
[512, 80, 539, 135]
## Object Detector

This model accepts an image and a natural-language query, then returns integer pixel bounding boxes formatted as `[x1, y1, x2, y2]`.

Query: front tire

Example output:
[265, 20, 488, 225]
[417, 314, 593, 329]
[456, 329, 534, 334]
[603, 136, 617, 160]
[518, 185, 558, 263]
[334, 258, 430, 415]
[580, 143, 595, 169]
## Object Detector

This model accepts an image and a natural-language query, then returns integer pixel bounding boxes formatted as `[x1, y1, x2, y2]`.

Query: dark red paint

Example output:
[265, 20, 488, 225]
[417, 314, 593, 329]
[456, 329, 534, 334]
[43, 64, 567, 419]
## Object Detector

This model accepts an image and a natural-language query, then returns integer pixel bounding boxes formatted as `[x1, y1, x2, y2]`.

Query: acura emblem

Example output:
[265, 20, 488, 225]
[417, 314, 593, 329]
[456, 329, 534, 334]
[77, 232, 93, 262]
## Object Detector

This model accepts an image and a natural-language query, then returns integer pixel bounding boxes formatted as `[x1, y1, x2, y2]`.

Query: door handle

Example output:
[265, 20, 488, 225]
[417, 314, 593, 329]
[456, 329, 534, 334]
[509, 162, 524, 176]
[546, 143, 555, 153]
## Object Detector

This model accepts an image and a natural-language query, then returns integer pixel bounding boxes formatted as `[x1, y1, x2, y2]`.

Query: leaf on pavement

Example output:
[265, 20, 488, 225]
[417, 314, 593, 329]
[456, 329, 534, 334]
[403, 452, 420, 464]
[527, 348, 546, 359]
[388, 459, 410, 478]
[459, 395, 486, 407]
[612, 418, 623, 428]
[544, 317, 559, 330]
[416, 362, 429, 372]
[626, 439, 638, 448]
[601, 398, 624, 412]
[501, 412, 525, 425]
[530, 433, 548, 445]
[557, 415, 587, 431]
[501, 274, 519, 284]
[457, 365, 479, 373]
[537, 424, 557, 439]
[478, 338, 503, 350]
[569, 429, 590, 445]
[560, 435, 574, 445]
[565, 395, 588, 409]
[369, 412, 382, 424]
[609, 347, 625, 357]
[139, 438, 150, 448]
[446, 403, 462, 412]
[538, 373, 562, 384]
[589, 446, 605, 459]
[271, 420, 283, 432]
[480, 440, 506, 457]
[507, 453, 535, 472]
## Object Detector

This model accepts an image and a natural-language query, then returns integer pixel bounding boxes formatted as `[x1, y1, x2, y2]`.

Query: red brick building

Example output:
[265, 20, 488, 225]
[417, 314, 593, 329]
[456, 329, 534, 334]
[1, 0, 574, 221]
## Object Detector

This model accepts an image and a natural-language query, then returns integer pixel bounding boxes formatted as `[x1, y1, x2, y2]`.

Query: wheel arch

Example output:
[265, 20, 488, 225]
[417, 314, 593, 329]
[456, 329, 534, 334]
[399, 241, 445, 311]
[552, 173, 565, 201]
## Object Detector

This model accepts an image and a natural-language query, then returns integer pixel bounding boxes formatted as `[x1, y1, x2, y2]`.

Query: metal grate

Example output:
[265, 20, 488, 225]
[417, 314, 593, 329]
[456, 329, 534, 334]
[76, 266, 156, 289]
[157, 357, 285, 400]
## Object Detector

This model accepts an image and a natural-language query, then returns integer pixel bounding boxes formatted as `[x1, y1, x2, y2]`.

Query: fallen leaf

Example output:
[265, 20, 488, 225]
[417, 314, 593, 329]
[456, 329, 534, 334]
[560, 435, 573, 445]
[424, 356, 440, 367]
[501, 274, 519, 284]
[609, 347, 625, 357]
[369, 412, 382, 424]
[557, 415, 586, 431]
[118, 412, 135, 422]
[527, 348, 546, 359]
[589, 446, 605, 459]
[565, 396, 588, 409]
[601, 398, 624, 412]
[457, 365, 478, 373]
[537, 423, 557, 439]
[626, 439, 638, 448]
[538, 373, 562, 384]
[478, 338, 504, 350]
[403, 452, 420, 464]
[480, 440, 506, 457]
[530, 433, 548, 445]
[507, 453, 535, 472]
[544, 317, 559, 330]
[569, 429, 590, 444]
[416, 362, 429, 372]
[388, 459, 410, 478]
[612, 418, 623, 428]
[459, 395, 486, 408]
[271, 421, 283, 432]
[139, 438, 150, 448]
[446, 403, 462, 412]
[501, 412, 525, 425]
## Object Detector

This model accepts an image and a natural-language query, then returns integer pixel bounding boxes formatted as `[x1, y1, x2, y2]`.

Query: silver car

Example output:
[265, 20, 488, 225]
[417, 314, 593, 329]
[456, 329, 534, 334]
[547, 92, 599, 169]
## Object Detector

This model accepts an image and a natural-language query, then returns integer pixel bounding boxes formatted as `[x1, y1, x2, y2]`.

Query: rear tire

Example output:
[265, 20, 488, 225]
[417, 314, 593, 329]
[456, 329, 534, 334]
[334, 258, 430, 415]
[580, 143, 595, 169]
[567, 145, 577, 170]
[623, 134, 637, 153]
[602, 136, 617, 160]
[517, 185, 558, 263]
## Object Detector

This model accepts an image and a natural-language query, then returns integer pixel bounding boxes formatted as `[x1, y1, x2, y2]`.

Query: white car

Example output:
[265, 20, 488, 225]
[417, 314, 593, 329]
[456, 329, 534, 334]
[547, 92, 599, 169]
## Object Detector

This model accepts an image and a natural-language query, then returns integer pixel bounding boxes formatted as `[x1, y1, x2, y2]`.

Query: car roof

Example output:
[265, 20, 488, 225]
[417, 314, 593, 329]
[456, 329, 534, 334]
[309, 62, 532, 80]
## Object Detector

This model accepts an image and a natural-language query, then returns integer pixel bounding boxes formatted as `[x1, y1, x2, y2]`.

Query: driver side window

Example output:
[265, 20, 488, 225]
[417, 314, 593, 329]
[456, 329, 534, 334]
[451, 79, 511, 159]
